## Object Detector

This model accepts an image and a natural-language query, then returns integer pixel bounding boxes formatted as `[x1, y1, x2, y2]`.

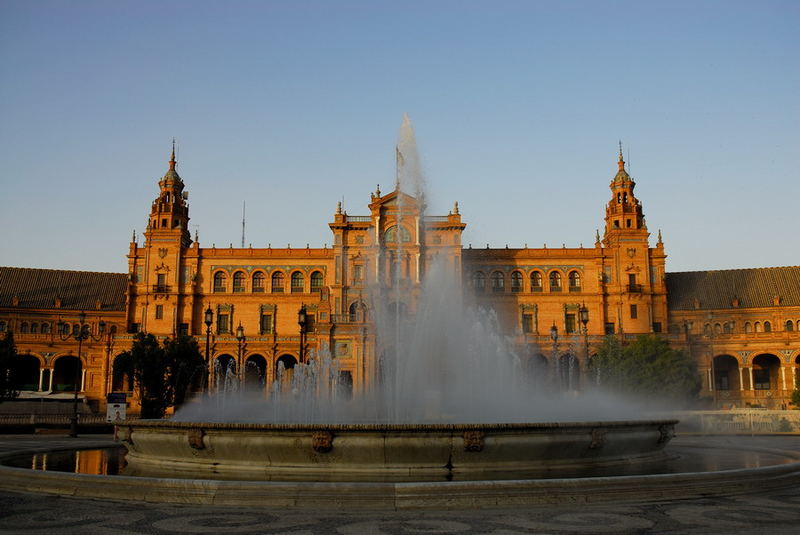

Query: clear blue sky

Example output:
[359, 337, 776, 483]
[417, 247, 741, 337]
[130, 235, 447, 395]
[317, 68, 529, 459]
[1, 1, 797, 273]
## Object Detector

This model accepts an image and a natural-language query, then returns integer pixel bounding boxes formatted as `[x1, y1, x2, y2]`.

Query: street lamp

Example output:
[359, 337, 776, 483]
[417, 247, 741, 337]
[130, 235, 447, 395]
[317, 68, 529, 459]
[298, 304, 307, 363]
[58, 311, 105, 438]
[550, 323, 559, 388]
[204, 306, 213, 392]
[579, 304, 590, 391]
[236, 323, 245, 382]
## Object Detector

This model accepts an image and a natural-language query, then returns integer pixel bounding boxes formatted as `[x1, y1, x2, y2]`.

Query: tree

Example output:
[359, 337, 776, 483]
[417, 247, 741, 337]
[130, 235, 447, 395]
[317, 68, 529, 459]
[114, 333, 205, 419]
[591, 335, 701, 407]
[0, 332, 20, 402]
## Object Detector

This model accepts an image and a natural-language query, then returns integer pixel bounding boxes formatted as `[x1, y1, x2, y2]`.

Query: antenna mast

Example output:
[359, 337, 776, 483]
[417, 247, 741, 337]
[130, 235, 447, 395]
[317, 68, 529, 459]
[241, 201, 246, 248]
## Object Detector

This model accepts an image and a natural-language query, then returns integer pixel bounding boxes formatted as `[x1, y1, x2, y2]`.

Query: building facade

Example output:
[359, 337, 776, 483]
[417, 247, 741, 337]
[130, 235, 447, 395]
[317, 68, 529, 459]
[1, 148, 798, 412]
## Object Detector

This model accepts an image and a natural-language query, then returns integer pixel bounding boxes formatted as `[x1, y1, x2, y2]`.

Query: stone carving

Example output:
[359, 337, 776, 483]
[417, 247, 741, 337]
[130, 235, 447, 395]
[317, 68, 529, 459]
[117, 426, 134, 445]
[463, 430, 485, 452]
[312, 431, 334, 453]
[657, 424, 674, 445]
[589, 428, 606, 449]
[187, 428, 205, 450]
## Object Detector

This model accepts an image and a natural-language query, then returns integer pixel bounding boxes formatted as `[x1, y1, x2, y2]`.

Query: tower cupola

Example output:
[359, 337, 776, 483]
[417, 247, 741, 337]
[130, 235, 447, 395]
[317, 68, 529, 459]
[147, 142, 191, 247]
[604, 144, 645, 239]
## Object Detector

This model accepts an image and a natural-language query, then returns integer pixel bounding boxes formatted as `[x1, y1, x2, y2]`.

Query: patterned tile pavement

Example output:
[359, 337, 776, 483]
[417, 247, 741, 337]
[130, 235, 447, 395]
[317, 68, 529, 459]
[1, 434, 799, 534]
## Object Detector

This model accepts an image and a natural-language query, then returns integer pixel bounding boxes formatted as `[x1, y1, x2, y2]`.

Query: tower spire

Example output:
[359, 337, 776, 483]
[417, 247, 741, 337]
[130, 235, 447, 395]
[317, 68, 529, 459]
[618, 140, 625, 171]
[169, 138, 177, 171]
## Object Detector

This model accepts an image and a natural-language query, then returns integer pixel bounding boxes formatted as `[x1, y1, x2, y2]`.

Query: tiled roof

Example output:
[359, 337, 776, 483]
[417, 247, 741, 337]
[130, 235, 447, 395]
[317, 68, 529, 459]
[666, 267, 800, 310]
[0, 267, 127, 311]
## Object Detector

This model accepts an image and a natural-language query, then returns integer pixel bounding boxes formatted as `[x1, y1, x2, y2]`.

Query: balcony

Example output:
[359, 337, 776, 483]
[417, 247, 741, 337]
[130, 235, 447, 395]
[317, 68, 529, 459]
[627, 284, 643, 293]
[152, 285, 171, 293]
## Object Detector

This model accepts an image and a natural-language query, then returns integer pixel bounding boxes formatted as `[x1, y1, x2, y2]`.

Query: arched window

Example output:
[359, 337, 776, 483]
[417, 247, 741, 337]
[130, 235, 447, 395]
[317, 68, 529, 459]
[41, 322, 51, 334]
[568, 271, 581, 292]
[713, 323, 722, 335]
[491, 271, 505, 293]
[754, 322, 762, 333]
[20, 322, 29, 333]
[0, 321, 6, 332]
[291, 272, 304, 293]
[213, 272, 227, 293]
[384, 225, 411, 243]
[310, 271, 324, 292]
[232, 271, 246, 293]
[349, 301, 367, 322]
[473, 271, 486, 292]
[252, 272, 265, 293]
[549, 271, 562, 292]
[271, 271, 285, 293]
[744, 322, 752, 333]
[723, 322, 733, 334]
[511, 271, 523, 292]
[703, 323, 712, 335]
[30, 323, 39, 334]
[764, 321, 771, 332]
[787, 320, 795, 332]
[530, 271, 543, 292]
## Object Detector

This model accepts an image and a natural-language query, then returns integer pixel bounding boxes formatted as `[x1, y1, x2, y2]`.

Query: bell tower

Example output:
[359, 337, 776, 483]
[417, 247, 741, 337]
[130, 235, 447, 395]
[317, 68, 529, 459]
[146, 141, 191, 248]
[603, 144, 645, 242]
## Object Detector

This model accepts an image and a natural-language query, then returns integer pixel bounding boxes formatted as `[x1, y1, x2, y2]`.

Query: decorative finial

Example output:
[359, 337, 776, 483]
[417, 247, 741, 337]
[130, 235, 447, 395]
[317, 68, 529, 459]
[618, 140, 625, 171]
[131, 229, 136, 242]
[454, 201, 459, 215]
[376, 184, 381, 197]
[336, 201, 342, 215]
[194, 227, 199, 242]
[657, 229, 663, 245]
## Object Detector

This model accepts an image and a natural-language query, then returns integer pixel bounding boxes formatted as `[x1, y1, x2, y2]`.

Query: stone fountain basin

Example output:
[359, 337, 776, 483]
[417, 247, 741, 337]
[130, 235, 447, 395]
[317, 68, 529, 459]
[119, 420, 677, 478]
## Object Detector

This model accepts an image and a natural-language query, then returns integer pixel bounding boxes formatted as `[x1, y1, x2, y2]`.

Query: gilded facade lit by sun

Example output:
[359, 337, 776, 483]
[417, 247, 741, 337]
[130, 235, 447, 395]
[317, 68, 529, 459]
[2, 147, 799, 414]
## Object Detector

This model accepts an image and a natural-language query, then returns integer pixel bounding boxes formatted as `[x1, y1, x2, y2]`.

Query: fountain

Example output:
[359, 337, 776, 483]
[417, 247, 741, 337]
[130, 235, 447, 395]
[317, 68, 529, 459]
[119, 115, 677, 480]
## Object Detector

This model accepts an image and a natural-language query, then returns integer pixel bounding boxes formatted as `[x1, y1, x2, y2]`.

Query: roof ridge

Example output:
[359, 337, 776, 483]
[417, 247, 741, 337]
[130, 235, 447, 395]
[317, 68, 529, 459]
[0, 266, 127, 276]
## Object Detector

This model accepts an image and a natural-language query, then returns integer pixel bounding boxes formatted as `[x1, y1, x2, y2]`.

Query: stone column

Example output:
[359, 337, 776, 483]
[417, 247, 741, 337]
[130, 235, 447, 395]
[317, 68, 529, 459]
[781, 366, 787, 391]
[749, 367, 754, 391]
[739, 367, 745, 391]
[48, 370, 54, 392]
[38, 368, 44, 391]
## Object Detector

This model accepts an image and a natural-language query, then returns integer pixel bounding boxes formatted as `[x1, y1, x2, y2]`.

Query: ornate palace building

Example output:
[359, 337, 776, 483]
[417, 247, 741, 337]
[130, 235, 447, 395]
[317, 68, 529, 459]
[1, 148, 799, 413]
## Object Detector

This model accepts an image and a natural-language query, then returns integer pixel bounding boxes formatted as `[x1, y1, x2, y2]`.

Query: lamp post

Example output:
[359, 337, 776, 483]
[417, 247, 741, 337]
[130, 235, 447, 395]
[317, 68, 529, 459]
[298, 304, 307, 364]
[204, 306, 213, 392]
[550, 323, 559, 389]
[236, 323, 245, 383]
[579, 304, 589, 391]
[58, 311, 105, 438]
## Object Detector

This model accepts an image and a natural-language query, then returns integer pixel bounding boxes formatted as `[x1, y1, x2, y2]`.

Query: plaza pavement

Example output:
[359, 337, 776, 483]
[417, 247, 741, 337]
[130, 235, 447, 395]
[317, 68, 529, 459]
[0, 434, 799, 534]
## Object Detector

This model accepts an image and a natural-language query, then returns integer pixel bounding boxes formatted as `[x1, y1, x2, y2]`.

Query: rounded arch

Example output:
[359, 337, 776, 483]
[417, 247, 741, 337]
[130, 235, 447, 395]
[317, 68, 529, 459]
[290, 271, 305, 293]
[558, 353, 580, 390]
[491, 270, 505, 293]
[549, 270, 562, 291]
[111, 353, 134, 392]
[349, 301, 367, 322]
[712, 354, 740, 391]
[744, 322, 753, 334]
[530, 271, 543, 292]
[384, 225, 411, 243]
[754, 321, 762, 333]
[214, 354, 237, 392]
[525, 353, 549, 383]
[275, 354, 298, 389]
[310, 271, 324, 292]
[786, 320, 794, 332]
[232, 270, 247, 292]
[41, 322, 51, 334]
[244, 354, 267, 390]
[20, 322, 29, 333]
[510, 270, 523, 292]
[713, 323, 722, 335]
[52, 355, 82, 392]
[568, 270, 582, 291]
[212, 270, 228, 292]
[252, 270, 266, 293]
[752, 353, 780, 391]
[14, 353, 41, 391]
[271, 271, 285, 293]
[763, 321, 772, 332]
[472, 271, 486, 292]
